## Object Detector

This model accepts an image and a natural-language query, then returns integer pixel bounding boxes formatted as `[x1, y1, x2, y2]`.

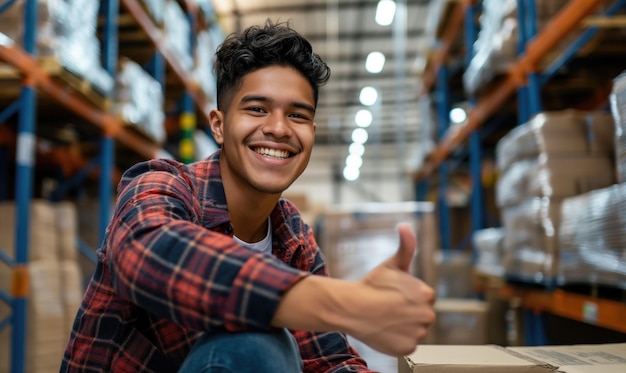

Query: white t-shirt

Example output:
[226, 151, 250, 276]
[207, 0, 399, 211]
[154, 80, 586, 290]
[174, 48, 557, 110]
[233, 218, 272, 255]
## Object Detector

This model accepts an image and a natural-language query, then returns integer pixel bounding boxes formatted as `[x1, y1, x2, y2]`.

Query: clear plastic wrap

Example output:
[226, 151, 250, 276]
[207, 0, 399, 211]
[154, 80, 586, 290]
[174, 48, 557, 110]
[495, 155, 615, 208]
[113, 58, 165, 144]
[164, 0, 194, 72]
[501, 197, 561, 283]
[558, 183, 626, 289]
[610, 70, 626, 183]
[463, 0, 571, 95]
[192, 27, 222, 107]
[140, 0, 165, 24]
[0, 0, 114, 95]
[473, 227, 506, 277]
[496, 110, 615, 172]
[463, 0, 517, 95]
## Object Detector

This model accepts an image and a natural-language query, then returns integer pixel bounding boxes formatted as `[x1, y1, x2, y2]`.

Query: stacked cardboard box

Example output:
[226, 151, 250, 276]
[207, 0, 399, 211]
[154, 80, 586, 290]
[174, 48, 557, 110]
[400, 343, 626, 373]
[558, 183, 626, 289]
[0, 0, 113, 95]
[473, 227, 506, 278]
[463, 0, 570, 95]
[423, 298, 489, 345]
[0, 200, 83, 373]
[113, 58, 166, 144]
[495, 110, 616, 282]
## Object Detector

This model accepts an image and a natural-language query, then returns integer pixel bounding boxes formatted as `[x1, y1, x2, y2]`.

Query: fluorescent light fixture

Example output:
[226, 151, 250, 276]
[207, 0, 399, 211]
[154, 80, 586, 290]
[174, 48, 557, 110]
[365, 51, 385, 73]
[359, 86, 378, 106]
[355, 109, 373, 127]
[375, 0, 396, 26]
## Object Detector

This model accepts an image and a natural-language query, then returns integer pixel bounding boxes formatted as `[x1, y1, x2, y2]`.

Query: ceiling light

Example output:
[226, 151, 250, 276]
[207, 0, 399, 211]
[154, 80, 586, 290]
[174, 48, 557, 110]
[351, 128, 369, 144]
[349, 142, 365, 157]
[449, 107, 467, 124]
[355, 109, 373, 127]
[343, 166, 360, 181]
[359, 86, 378, 106]
[375, 0, 396, 26]
[346, 154, 363, 169]
[365, 51, 385, 73]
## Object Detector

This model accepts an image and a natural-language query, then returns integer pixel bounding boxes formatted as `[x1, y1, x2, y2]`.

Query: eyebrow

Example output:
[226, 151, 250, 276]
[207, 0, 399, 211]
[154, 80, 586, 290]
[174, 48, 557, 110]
[240, 95, 316, 115]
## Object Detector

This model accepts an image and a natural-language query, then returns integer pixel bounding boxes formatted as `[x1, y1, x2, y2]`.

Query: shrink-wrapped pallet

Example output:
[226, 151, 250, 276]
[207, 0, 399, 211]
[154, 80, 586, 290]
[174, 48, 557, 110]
[59, 259, 84, 335]
[610, 70, 626, 183]
[495, 110, 615, 172]
[164, 0, 194, 72]
[192, 27, 222, 107]
[558, 183, 626, 289]
[140, 0, 165, 24]
[114, 58, 166, 144]
[0, 0, 113, 95]
[495, 155, 615, 208]
[55, 201, 78, 261]
[501, 197, 561, 282]
[464, 0, 571, 95]
[0, 261, 66, 373]
[0, 200, 58, 262]
[473, 227, 506, 277]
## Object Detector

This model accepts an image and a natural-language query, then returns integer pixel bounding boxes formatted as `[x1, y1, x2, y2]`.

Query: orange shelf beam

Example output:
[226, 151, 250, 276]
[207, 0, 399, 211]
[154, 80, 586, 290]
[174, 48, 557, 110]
[499, 285, 626, 334]
[552, 289, 626, 334]
[120, 0, 212, 124]
[0, 42, 161, 160]
[415, 0, 607, 181]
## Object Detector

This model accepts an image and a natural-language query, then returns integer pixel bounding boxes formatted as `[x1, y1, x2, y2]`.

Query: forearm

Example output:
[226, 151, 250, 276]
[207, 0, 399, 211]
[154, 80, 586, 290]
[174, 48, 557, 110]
[271, 275, 358, 334]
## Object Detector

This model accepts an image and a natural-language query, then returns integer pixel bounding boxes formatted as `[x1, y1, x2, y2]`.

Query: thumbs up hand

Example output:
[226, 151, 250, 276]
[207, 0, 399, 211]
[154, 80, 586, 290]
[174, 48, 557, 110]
[347, 224, 436, 356]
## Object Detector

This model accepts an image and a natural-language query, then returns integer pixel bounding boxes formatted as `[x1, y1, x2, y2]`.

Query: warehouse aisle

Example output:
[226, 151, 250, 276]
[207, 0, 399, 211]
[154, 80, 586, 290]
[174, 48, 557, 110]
[325, 231, 401, 372]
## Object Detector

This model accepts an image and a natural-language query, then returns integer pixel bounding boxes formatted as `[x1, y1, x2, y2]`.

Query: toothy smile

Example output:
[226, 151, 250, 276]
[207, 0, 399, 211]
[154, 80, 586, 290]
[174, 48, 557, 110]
[253, 147, 291, 159]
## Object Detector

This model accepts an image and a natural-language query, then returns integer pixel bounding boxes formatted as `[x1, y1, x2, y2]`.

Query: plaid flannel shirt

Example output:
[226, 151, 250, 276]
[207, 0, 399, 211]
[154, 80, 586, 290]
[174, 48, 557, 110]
[61, 150, 372, 372]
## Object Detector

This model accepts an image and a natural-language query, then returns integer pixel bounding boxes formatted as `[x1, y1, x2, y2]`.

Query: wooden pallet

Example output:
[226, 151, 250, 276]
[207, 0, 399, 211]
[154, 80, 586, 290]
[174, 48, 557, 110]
[38, 57, 111, 110]
[0, 58, 112, 110]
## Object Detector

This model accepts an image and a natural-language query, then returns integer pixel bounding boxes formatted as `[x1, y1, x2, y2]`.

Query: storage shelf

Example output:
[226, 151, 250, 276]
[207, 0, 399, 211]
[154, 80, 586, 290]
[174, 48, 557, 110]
[475, 273, 626, 335]
[2, 2, 222, 371]
[0, 43, 161, 160]
[500, 285, 626, 334]
[120, 0, 214, 125]
[414, 0, 612, 181]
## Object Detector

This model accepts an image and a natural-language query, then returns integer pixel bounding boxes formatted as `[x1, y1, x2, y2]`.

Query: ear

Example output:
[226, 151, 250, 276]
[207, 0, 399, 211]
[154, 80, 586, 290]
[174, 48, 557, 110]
[209, 109, 225, 145]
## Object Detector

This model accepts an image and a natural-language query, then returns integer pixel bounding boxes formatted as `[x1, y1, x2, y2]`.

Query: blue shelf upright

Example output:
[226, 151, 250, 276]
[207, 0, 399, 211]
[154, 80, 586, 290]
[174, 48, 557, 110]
[10, 0, 39, 372]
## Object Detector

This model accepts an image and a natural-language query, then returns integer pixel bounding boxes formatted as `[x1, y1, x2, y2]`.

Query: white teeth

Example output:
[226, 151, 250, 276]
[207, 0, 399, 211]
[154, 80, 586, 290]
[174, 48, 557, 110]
[254, 147, 290, 159]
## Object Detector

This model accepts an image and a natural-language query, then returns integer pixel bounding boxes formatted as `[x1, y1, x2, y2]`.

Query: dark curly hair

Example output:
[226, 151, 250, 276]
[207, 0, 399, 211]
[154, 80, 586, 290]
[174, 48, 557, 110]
[214, 20, 331, 112]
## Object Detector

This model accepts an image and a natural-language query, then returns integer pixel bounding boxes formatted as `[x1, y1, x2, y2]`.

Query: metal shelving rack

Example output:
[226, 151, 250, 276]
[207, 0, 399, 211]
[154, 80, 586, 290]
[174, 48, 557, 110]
[417, 0, 626, 345]
[0, 0, 220, 371]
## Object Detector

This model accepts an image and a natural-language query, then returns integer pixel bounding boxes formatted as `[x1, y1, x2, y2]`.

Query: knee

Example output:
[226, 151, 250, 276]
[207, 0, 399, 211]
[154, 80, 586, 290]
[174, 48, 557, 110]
[180, 329, 302, 373]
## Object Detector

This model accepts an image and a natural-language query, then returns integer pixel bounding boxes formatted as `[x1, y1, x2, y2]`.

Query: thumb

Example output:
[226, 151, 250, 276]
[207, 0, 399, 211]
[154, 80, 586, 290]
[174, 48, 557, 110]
[392, 224, 417, 272]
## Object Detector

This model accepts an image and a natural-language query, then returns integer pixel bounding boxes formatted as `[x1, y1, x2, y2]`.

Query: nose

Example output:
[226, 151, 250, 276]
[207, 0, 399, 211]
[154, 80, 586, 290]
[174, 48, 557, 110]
[262, 111, 292, 138]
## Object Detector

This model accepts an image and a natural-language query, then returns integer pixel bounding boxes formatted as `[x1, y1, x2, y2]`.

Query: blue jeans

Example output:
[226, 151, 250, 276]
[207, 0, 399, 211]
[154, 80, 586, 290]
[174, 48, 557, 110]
[178, 329, 303, 372]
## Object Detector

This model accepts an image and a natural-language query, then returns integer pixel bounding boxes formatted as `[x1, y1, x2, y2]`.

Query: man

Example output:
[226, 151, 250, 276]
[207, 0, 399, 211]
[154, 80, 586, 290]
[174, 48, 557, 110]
[62, 20, 436, 372]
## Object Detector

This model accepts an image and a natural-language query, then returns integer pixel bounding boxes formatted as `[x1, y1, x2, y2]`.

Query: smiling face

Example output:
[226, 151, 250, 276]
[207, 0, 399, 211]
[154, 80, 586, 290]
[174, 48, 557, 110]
[209, 65, 317, 197]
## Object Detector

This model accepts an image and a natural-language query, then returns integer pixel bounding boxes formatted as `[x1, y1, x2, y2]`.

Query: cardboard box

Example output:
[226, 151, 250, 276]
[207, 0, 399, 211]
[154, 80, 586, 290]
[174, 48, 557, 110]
[399, 345, 556, 373]
[400, 343, 626, 373]
[496, 110, 615, 172]
[424, 299, 488, 345]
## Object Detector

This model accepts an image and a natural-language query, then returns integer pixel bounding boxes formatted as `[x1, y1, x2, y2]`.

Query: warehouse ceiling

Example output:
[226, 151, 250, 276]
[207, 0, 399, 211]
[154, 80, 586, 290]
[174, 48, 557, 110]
[212, 0, 434, 149]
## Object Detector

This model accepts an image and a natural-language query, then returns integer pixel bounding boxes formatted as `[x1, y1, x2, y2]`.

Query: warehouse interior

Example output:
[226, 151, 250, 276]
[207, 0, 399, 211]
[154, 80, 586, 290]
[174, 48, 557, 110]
[1, 0, 626, 372]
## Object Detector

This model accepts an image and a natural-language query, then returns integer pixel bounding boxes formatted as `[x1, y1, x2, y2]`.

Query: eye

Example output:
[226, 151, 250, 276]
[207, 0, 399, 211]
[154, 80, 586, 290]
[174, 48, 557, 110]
[245, 106, 267, 115]
[289, 112, 312, 122]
